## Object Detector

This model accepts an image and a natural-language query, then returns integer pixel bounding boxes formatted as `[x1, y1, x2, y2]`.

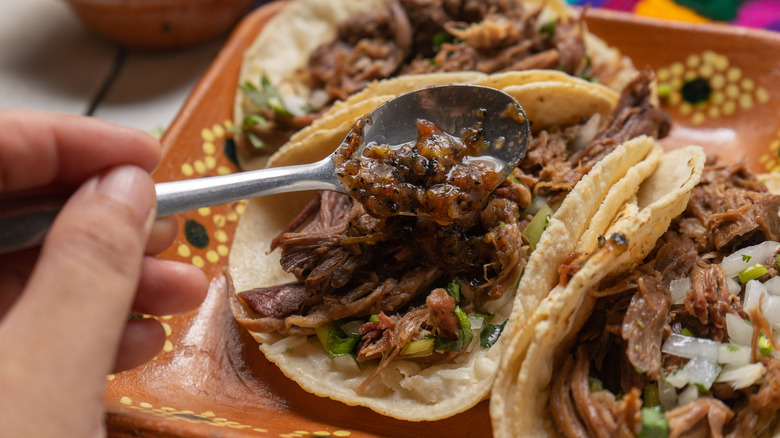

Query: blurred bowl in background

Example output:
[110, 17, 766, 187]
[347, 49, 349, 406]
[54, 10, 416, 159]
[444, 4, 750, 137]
[63, 0, 257, 50]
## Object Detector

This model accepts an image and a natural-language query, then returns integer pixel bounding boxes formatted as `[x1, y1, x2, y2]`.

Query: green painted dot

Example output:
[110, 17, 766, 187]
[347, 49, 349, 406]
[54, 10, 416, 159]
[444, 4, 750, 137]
[184, 219, 209, 249]
[223, 138, 238, 165]
[681, 77, 712, 104]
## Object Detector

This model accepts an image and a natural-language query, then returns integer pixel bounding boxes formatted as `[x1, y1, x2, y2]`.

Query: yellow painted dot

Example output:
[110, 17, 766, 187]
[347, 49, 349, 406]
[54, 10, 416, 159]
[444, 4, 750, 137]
[198, 207, 211, 216]
[670, 62, 684, 76]
[160, 407, 177, 412]
[213, 214, 227, 227]
[215, 230, 229, 243]
[741, 78, 755, 91]
[253, 429, 269, 433]
[201, 411, 215, 418]
[333, 432, 352, 437]
[691, 112, 706, 125]
[217, 244, 230, 257]
[756, 87, 770, 103]
[657, 68, 670, 81]
[669, 92, 681, 106]
[217, 166, 233, 175]
[163, 340, 174, 353]
[711, 74, 725, 90]
[760, 154, 769, 163]
[206, 250, 220, 263]
[213, 124, 225, 137]
[314, 432, 332, 437]
[670, 77, 683, 90]
[712, 91, 726, 106]
[683, 70, 697, 81]
[161, 322, 172, 336]
[139, 402, 153, 409]
[224, 119, 234, 128]
[713, 54, 729, 71]
[723, 101, 737, 115]
[707, 106, 720, 118]
[739, 93, 754, 110]
[293, 432, 310, 435]
[235, 202, 246, 215]
[192, 256, 205, 268]
[771, 140, 780, 151]
[181, 163, 194, 177]
[161, 315, 172, 320]
[177, 244, 191, 258]
[680, 103, 693, 115]
[212, 418, 228, 423]
[202, 142, 216, 155]
[106, 374, 115, 381]
[205, 156, 217, 170]
[120, 397, 133, 406]
[686, 54, 700, 68]
[726, 67, 742, 82]
[194, 160, 207, 174]
[201, 129, 215, 142]
[227, 211, 239, 222]
[698, 63, 713, 77]
[725, 84, 740, 99]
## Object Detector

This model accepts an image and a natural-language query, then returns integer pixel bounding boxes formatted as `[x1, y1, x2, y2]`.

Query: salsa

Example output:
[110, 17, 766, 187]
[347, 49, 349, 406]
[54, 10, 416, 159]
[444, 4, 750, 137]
[333, 117, 504, 226]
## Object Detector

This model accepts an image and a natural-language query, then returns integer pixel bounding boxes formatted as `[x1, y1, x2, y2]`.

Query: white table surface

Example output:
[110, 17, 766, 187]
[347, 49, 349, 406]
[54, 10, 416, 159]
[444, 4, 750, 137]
[0, 0, 231, 134]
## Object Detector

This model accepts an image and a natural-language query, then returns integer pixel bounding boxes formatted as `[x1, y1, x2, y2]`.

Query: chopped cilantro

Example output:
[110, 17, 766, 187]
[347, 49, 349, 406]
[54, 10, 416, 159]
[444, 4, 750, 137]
[446, 278, 462, 302]
[479, 320, 507, 349]
[434, 307, 473, 351]
[742, 254, 752, 263]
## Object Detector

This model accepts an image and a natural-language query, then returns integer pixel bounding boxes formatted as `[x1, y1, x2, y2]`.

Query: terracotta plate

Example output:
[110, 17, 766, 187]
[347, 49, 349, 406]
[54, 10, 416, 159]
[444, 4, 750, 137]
[104, 4, 780, 437]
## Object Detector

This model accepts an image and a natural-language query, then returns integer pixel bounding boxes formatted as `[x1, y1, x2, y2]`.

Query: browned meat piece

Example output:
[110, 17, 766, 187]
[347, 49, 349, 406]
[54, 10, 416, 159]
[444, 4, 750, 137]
[621, 275, 671, 380]
[666, 397, 734, 438]
[238, 283, 308, 318]
[685, 263, 737, 341]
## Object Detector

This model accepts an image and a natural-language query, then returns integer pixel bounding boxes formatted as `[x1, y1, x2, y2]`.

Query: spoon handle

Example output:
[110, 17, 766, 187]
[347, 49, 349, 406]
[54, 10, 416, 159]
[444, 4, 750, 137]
[156, 157, 340, 217]
[0, 157, 341, 254]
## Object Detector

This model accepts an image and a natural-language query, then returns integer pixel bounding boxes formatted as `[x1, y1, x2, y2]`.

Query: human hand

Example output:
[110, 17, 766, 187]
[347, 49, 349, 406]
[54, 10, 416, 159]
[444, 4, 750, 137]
[0, 111, 208, 437]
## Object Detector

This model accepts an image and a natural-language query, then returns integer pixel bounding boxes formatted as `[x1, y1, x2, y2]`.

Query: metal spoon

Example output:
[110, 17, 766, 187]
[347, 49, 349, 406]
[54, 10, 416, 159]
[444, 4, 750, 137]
[0, 84, 530, 254]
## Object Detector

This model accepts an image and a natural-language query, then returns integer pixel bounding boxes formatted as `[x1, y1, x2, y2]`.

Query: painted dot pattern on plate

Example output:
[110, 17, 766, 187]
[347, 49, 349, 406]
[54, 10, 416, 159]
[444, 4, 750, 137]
[759, 127, 780, 173]
[656, 50, 770, 125]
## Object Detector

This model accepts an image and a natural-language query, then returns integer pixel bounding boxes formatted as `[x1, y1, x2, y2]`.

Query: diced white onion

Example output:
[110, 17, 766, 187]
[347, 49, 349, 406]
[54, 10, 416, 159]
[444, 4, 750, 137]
[744, 279, 768, 312]
[726, 276, 741, 296]
[658, 377, 678, 411]
[726, 313, 754, 346]
[720, 241, 780, 277]
[468, 315, 484, 331]
[718, 343, 751, 367]
[665, 368, 690, 389]
[683, 357, 722, 389]
[765, 276, 780, 295]
[332, 354, 360, 373]
[677, 384, 700, 406]
[763, 295, 780, 329]
[670, 277, 691, 305]
[716, 363, 766, 389]
[661, 333, 720, 362]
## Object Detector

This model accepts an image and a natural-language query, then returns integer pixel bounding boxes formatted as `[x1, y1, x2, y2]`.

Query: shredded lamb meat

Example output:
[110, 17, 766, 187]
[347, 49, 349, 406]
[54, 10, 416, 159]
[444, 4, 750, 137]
[550, 161, 780, 437]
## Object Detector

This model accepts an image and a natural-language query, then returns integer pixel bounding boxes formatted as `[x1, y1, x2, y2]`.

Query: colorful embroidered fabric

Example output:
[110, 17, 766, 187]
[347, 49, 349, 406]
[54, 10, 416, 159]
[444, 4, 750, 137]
[566, 0, 780, 31]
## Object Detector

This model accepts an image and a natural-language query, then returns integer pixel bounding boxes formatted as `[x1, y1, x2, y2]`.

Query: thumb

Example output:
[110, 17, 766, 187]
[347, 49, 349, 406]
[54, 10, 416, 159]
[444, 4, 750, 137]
[0, 165, 156, 392]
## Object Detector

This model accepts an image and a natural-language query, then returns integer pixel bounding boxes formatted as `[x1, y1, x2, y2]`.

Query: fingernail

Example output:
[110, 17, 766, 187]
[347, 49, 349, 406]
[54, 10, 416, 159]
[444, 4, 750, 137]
[97, 166, 155, 219]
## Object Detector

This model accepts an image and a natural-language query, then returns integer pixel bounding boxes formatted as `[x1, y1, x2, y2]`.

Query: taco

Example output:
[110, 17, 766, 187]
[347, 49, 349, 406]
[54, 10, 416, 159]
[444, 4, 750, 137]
[491, 143, 780, 434]
[232, 0, 637, 168]
[227, 70, 671, 421]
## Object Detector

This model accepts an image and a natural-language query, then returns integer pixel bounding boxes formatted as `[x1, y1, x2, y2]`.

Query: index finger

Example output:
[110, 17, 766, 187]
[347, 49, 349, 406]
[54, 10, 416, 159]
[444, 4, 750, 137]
[0, 110, 161, 193]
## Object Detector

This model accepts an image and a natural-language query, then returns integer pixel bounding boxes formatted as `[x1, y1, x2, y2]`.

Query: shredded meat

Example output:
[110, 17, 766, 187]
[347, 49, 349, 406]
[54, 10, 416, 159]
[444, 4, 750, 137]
[666, 398, 734, 438]
[621, 275, 670, 380]
[726, 360, 780, 437]
[685, 263, 737, 341]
